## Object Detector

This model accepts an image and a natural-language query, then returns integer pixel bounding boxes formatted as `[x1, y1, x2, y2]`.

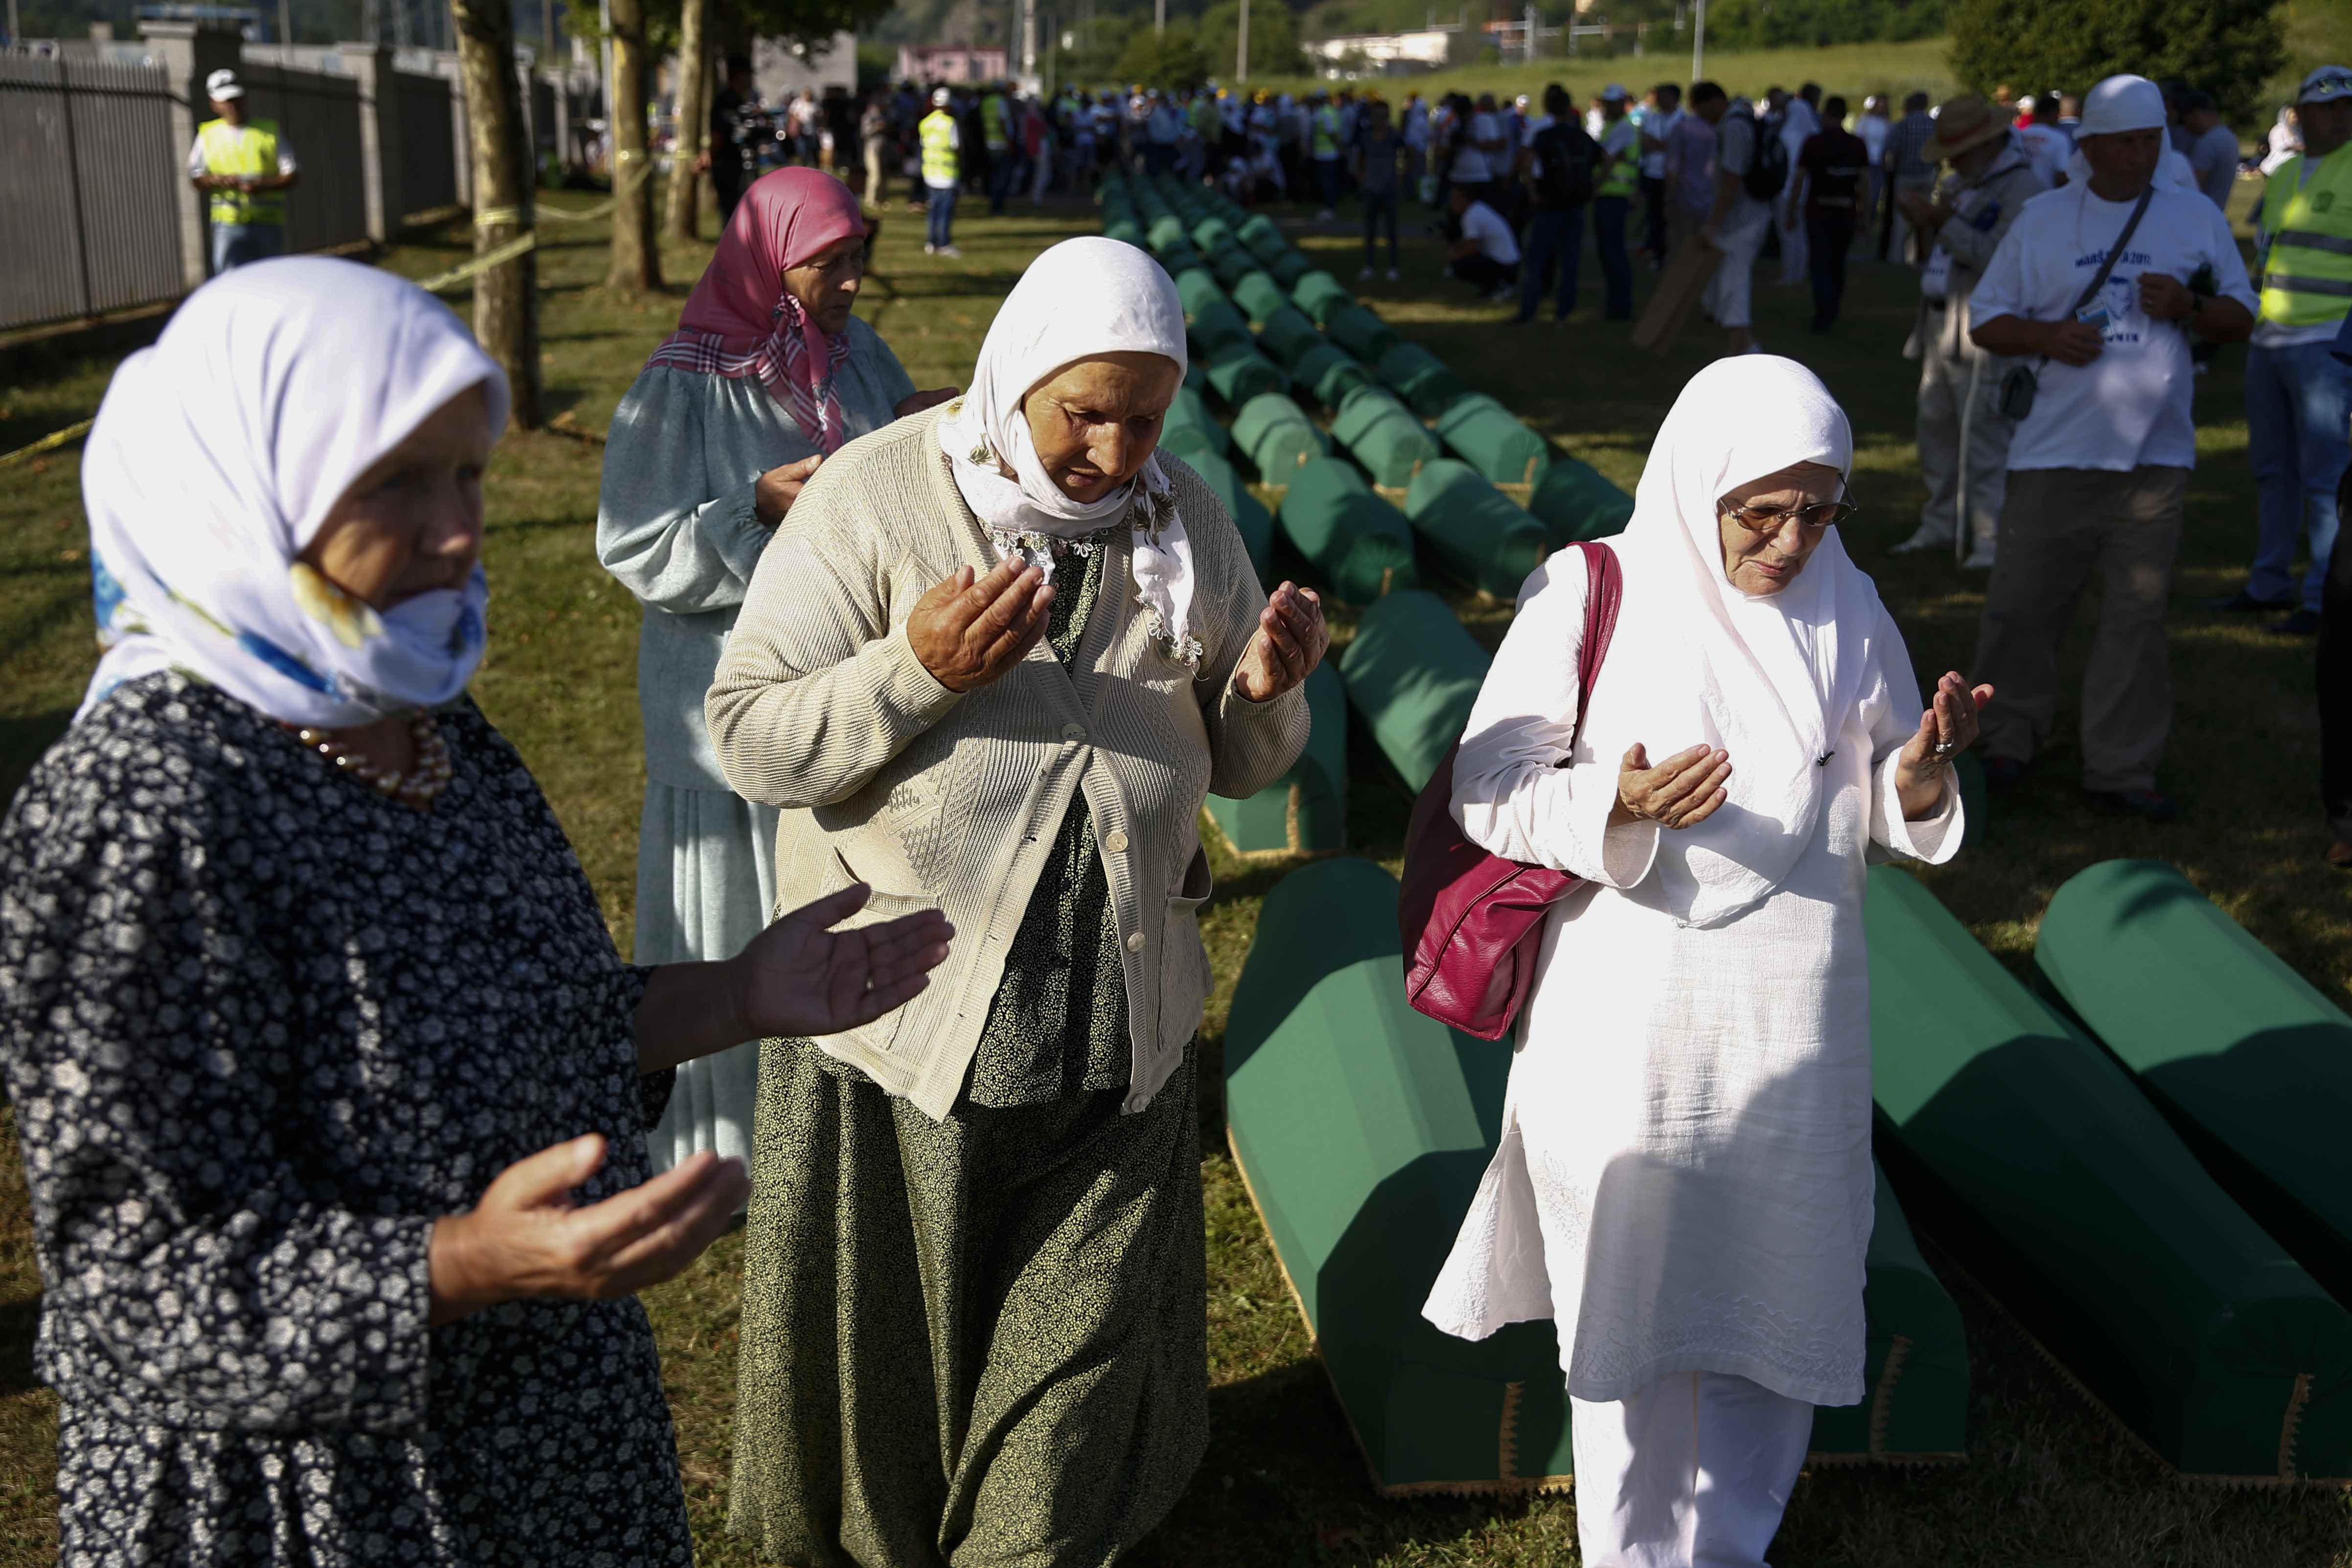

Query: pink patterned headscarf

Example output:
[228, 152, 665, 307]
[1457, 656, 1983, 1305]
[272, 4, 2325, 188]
[645, 167, 868, 453]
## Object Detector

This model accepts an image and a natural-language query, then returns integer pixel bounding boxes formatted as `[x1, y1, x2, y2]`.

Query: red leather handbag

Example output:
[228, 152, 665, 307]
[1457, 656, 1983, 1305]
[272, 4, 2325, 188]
[1398, 541, 1623, 1040]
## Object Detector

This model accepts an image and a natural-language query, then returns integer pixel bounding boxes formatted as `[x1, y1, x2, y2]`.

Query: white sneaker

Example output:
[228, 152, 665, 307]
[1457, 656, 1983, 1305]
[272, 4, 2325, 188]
[1888, 524, 1955, 556]
[937, 245, 963, 258]
[1386, 267, 1400, 281]
[1360, 266, 1376, 281]
[923, 243, 937, 254]
[1962, 547, 1998, 570]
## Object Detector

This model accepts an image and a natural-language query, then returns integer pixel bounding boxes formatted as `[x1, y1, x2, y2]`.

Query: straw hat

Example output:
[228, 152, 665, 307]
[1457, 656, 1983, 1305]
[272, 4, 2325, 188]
[1923, 93, 2013, 162]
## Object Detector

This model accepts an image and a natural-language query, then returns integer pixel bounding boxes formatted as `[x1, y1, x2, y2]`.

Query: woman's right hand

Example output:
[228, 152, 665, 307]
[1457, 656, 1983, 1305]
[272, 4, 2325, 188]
[755, 454, 824, 524]
[907, 559, 1055, 692]
[427, 1135, 749, 1325]
[1609, 742, 1732, 830]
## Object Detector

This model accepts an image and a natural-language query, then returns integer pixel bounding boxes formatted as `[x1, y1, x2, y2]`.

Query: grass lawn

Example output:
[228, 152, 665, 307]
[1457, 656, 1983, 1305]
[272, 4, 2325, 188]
[6, 170, 2352, 1567]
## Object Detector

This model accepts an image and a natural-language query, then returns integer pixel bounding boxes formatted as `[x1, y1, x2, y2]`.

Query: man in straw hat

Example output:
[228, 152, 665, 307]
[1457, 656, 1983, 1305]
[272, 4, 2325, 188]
[1964, 73, 2257, 821]
[1889, 92, 2048, 564]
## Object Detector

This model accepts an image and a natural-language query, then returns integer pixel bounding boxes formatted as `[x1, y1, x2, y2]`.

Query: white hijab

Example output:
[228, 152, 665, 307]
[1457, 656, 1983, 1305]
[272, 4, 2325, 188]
[1599, 355, 1875, 929]
[937, 237, 1199, 662]
[78, 257, 508, 726]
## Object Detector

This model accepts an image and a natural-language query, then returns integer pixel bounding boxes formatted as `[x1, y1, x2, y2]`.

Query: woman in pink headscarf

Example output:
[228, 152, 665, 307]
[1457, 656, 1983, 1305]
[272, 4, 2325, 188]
[598, 168, 956, 1179]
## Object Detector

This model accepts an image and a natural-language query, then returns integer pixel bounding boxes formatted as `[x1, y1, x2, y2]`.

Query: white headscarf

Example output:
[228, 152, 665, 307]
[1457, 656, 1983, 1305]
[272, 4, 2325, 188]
[1598, 355, 1875, 929]
[937, 237, 1199, 662]
[78, 257, 507, 727]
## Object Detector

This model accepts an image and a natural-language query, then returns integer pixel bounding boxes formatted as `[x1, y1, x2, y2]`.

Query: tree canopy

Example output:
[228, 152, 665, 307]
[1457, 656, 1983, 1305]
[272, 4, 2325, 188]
[1950, 0, 2286, 126]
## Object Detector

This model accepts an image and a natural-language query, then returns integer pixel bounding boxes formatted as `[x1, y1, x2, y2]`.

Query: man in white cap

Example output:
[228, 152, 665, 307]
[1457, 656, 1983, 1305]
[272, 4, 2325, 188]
[919, 86, 962, 257]
[1965, 73, 2258, 821]
[1591, 83, 1640, 318]
[2217, 64, 2352, 634]
[186, 68, 298, 275]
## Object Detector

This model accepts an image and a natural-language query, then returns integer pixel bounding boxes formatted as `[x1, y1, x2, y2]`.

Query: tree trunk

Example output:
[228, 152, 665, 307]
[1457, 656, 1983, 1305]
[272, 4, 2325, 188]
[451, 0, 543, 429]
[664, 0, 708, 239]
[606, 0, 662, 293]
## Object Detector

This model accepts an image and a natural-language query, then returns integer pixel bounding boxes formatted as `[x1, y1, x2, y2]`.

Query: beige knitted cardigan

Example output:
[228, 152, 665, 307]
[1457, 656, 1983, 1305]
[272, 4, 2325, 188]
[707, 405, 1309, 1121]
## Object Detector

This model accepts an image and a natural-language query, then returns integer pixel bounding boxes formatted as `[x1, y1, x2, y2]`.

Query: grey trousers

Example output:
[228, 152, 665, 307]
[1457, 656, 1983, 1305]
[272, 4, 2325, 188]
[1914, 322, 2016, 551]
[1973, 464, 2189, 793]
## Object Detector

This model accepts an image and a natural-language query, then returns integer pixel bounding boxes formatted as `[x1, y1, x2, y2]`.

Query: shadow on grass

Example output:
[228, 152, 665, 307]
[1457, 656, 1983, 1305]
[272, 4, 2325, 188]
[0, 1296, 36, 1399]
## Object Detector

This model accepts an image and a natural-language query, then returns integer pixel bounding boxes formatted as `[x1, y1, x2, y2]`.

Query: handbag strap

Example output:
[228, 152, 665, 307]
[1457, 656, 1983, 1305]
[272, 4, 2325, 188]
[2035, 182, 2155, 374]
[1568, 540, 1624, 749]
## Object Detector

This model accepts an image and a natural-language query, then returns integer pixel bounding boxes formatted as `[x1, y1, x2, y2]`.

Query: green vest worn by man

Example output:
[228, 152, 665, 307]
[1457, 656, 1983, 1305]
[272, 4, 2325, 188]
[1312, 104, 1339, 159]
[2259, 143, 2352, 329]
[921, 109, 961, 186]
[198, 117, 285, 227]
[981, 92, 1010, 152]
[1598, 119, 1639, 200]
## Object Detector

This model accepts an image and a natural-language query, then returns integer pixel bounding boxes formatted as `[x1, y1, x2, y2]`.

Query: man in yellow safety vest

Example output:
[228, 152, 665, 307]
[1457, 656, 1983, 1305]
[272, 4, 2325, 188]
[2219, 64, 2352, 633]
[1593, 83, 1641, 319]
[980, 81, 1013, 214]
[1310, 90, 1342, 218]
[185, 68, 299, 275]
[920, 87, 963, 258]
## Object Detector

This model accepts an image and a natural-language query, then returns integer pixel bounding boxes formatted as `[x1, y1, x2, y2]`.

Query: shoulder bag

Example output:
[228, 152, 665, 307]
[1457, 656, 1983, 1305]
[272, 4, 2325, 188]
[1997, 183, 2153, 421]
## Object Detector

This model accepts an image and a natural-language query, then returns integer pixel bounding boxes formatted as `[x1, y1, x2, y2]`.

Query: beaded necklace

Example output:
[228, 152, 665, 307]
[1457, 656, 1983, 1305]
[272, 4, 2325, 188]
[280, 714, 453, 810]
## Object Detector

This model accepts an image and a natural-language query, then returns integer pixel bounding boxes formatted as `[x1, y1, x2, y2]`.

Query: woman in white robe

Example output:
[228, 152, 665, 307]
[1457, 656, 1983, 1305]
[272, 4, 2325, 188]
[1423, 355, 1989, 1568]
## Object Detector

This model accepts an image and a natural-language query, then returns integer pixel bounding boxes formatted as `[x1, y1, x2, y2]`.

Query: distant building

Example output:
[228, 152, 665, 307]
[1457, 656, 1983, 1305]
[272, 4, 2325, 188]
[896, 44, 1009, 85]
[755, 32, 857, 101]
[1303, 28, 1464, 76]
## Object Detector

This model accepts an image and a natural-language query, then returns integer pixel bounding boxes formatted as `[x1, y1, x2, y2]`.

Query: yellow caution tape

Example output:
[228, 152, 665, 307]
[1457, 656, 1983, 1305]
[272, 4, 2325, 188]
[0, 417, 95, 470]
[413, 232, 540, 293]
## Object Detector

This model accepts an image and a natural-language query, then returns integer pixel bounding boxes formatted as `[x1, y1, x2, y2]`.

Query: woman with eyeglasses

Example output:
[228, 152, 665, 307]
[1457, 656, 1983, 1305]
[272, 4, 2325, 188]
[1424, 356, 1990, 1568]
[598, 169, 958, 1179]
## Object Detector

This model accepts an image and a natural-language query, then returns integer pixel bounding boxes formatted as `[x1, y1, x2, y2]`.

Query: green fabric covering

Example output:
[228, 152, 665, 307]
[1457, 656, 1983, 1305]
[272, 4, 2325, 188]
[1224, 858, 1970, 1495]
[1175, 267, 1231, 321]
[1276, 456, 1421, 606]
[1256, 305, 1326, 369]
[1291, 269, 1354, 326]
[1105, 218, 1146, 248]
[1376, 341, 1473, 420]
[1231, 269, 1291, 325]
[1192, 216, 1236, 254]
[1289, 343, 1374, 410]
[1325, 303, 1402, 365]
[1269, 249, 1314, 288]
[1184, 360, 1205, 393]
[1435, 393, 1551, 487]
[1202, 663, 1347, 858]
[1527, 458, 1635, 547]
[1212, 245, 1260, 288]
[1162, 385, 1228, 460]
[1170, 447, 1272, 584]
[1237, 212, 1290, 264]
[1337, 590, 1487, 793]
[1232, 392, 1328, 480]
[1331, 385, 1439, 489]
[1203, 343, 1286, 409]
[2036, 859, 2352, 1311]
[1186, 297, 1254, 361]
[1403, 460, 1549, 600]
[1157, 244, 1202, 278]
[1868, 865, 2352, 1479]
[1147, 212, 1189, 254]
[1156, 425, 1223, 466]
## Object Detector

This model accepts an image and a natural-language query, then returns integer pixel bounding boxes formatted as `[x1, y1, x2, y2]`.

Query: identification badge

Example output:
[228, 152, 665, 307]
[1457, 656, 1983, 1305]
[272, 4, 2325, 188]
[2075, 302, 2112, 331]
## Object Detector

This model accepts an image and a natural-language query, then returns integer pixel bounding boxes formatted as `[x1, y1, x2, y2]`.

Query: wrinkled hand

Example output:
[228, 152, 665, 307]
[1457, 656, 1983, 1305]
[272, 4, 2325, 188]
[1609, 742, 1732, 830]
[428, 1135, 749, 1325]
[908, 559, 1055, 692]
[2043, 319, 2106, 367]
[1894, 671, 1993, 820]
[895, 386, 962, 418]
[755, 454, 823, 524]
[2138, 272, 2194, 323]
[1233, 582, 1328, 702]
[732, 882, 954, 1040]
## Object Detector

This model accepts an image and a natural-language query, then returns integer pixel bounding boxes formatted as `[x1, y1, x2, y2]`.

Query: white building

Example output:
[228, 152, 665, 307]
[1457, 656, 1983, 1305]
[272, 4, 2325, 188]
[1304, 27, 1461, 76]
[895, 44, 1010, 84]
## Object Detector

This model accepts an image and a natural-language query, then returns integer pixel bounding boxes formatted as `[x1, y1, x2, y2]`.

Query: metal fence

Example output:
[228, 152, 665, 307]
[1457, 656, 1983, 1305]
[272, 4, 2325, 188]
[0, 55, 184, 331]
[396, 67, 461, 213]
[237, 61, 370, 255]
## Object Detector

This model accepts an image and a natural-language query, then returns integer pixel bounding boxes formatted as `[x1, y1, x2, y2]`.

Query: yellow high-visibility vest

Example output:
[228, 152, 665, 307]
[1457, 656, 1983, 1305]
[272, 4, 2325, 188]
[197, 117, 285, 226]
[1312, 105, 1339, 158]
[981, 92, 1010, 151]
[920, 110, 960, 186]
[1598, 122, 1639, 200]
[2259, 144, 2352, 329]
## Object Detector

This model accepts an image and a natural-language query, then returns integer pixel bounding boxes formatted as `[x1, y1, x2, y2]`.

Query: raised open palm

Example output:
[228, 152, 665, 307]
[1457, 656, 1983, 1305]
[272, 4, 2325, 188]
[735, 883, 955, 1039]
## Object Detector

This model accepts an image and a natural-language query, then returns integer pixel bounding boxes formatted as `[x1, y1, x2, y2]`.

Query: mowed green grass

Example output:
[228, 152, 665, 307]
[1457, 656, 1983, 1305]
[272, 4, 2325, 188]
[5, 163, 2352, 1567]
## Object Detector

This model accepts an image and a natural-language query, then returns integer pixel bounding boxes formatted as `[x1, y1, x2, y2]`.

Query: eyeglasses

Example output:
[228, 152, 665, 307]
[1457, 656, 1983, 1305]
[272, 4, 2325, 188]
[1720, 498, 1858, 535]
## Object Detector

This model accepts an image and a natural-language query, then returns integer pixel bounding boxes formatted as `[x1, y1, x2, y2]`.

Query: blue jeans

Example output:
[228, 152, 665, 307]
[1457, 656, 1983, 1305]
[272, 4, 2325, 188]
[2246, 339, 2352, 613]
[1805, 212, 1856, 328]
[1517, 208, 1582, 322]
[926, 184, 958, 249]
[1315, 157, 1339, 208]
[210, 221, 284, 275]
[1362, 186, 1399, 270]
[987, 154, 1015, 213]
[1593, 195, 1633, 319]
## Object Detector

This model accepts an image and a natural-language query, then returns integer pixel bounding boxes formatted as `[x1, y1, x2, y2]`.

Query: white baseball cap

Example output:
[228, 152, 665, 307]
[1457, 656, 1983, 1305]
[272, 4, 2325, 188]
[2299, 65, 2352, 106]
[1601, 83, 1630, 102]
[205, 67, 243, 100]
[932, 87, 951, 106]
[2077, 73, 2165, 137]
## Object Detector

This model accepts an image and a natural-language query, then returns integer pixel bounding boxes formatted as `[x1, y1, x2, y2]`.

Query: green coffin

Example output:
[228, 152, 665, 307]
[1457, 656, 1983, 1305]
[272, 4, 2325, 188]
[1187, 297, 1254, 361]
[1337, 590, 1486, 793]
[1147, 212, 1190, 254]
[1162, 385, 1228, 461]
[1157, 242, 1202, 277]
[1105, 217, 1147, 248]
[1172, 447, 1272, 585]
[1238, 212, 1291, 264]
[1204, 662, 1347, 858]
[1232, 392, 1328, 480]
[1231, 268, 1291, 325]
[1326, 303, 1402, 366]
[1226, 858, 1970, 1495]
[1277, 457, 1421, 606]
[1256, 304, 1326, 369]
[1193, 215, 1236, 254]
[1290, 343, 1375, 411]
[1528, 458, 1635, 547]
[1332, 385, 1439, 489]
[1175, 267, 1231, 320]
[1183, 360, 1205, 393]
[2036, 858, 2352, 1310]
[1203, 343, 1286, 410]
[1292, 268, 1355, 325]
[1435, 394, 1551, 488]
[1376, 341, 1474, 420]
[1269, 250, 1315, 288]
[1404, 460, 1549, 600]
[1868, 865, 2352, 1480]
[1157, 425, 1224, 467]
[1212, 245, 1261, 288]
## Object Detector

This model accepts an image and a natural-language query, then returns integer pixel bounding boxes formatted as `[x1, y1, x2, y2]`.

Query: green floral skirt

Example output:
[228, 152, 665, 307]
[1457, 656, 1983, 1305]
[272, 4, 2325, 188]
[727, 1039, 1208, 1568]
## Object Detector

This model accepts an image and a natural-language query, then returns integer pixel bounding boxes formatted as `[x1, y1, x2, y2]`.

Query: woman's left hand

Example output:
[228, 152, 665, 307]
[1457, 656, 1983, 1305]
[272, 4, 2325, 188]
[895, 387, 962, 419]
[1895, 671, 1994, 819]
[731, 884, 955, 1039]
[1234, 581, 1329, 702]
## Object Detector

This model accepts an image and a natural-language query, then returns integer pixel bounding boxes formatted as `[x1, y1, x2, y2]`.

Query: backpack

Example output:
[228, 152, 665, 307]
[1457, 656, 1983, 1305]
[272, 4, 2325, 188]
[1732, 104, 1788, 202]
[1531, 121, 1597, 209]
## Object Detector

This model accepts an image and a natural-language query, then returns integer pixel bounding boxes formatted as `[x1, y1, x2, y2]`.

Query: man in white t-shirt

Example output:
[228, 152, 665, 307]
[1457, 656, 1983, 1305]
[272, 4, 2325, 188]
[1689, 81, 1774, 356]
[1447, 184, 1522, 300]
[1966, 74, 2257, 820]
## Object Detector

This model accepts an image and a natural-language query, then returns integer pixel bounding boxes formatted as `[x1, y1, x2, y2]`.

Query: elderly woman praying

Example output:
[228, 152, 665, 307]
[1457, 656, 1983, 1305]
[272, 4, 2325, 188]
[706, 235, 1327, 1565]
[0, 259, 951, 1567]
[1423, 355, 1989, 1568]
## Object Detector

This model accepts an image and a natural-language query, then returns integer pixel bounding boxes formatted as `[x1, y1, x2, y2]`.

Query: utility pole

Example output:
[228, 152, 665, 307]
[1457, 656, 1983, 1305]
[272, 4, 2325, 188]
[1236, 0, 1248, 81]
[1154, 0, 1163, 35]
[276, 0, 292, 49]
[1020, 0, 1037, 92]
[1523, 1, 1534, 63]
[1692, 0, 1706, 81]
[543, 0, 553, 57]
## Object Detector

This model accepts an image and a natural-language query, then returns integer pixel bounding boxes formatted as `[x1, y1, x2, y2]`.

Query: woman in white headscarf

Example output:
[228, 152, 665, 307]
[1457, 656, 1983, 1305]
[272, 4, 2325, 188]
[0, 258, 950, 1567]
[707, 235, 1325, 1565]
[1424, 356, 1988, 1568]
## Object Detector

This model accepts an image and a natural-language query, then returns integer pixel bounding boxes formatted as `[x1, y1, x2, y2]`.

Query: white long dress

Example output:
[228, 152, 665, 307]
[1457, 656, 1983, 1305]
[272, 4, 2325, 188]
[1422, 547, 1962, 1408]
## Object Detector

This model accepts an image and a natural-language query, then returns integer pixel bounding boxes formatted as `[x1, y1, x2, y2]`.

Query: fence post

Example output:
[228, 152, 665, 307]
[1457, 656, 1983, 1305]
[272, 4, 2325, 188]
[140, 19, 242, 289]
[339, 42, 403, 241]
